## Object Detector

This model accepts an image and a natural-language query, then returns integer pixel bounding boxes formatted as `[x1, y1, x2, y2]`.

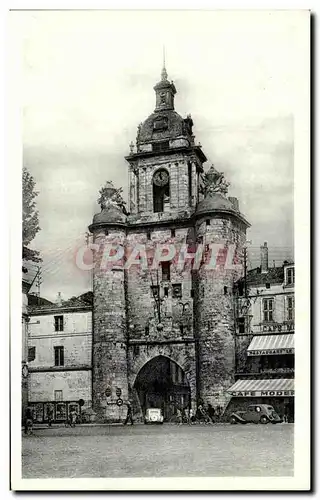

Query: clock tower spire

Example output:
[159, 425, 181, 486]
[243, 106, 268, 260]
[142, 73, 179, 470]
[161, 46, 167, 81]
[154, 58, 176, 112]
[126, 67, 207, 215]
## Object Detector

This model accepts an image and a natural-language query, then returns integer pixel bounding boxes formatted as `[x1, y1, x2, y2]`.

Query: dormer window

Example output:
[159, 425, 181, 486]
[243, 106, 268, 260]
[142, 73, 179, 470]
[153, 117, 168, 131]
[286, 267, 295, 286]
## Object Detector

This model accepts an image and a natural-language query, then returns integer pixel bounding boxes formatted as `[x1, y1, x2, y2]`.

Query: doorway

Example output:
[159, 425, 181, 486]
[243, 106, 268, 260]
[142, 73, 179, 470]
[134, 356, 190, 421]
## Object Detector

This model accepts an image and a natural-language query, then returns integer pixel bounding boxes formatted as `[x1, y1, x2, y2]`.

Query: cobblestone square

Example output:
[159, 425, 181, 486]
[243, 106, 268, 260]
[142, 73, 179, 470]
[22, 423, 294, 478]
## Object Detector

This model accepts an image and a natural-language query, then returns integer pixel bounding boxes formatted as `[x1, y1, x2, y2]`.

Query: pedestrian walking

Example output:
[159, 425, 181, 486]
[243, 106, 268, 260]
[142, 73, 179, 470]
[182, 407, 191, 425]
[176, 407, 183, 426]
[207, 403, 215, 423]
[24, 407, 33, 435]
[215, 405, 223, 422]
[47, 407, 54, 427]
[283, 405, 289, 423]
[189, 408, 196, 424]
[124, 402, 134, 425]
[69, 409, 77, 428]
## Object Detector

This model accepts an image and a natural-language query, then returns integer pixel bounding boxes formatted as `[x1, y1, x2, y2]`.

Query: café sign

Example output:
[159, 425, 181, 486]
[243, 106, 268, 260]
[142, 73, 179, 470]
[229, 390, 294, 397]
[248, 348, 294, 356]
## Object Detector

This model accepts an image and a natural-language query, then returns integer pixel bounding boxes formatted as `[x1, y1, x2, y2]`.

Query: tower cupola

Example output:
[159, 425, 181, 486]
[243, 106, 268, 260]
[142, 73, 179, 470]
[153, 64, 176, 112]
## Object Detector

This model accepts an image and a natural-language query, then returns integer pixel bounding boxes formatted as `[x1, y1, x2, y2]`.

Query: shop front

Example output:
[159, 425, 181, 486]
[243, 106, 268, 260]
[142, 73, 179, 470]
[28, 401, 82, 424]
[226, 378, 294, 422]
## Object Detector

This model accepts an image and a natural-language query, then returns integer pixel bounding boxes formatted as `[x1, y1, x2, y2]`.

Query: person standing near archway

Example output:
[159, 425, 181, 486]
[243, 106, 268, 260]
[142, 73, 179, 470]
[124, 402, 134, 426]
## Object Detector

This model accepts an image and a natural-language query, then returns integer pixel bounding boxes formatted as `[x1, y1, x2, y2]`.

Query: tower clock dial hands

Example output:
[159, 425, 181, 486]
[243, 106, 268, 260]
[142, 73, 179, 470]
[154, 170, 169, 186]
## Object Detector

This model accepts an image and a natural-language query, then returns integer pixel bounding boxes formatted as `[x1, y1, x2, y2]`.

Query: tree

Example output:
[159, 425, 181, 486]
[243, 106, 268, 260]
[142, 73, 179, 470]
[22, 166, 41, 262]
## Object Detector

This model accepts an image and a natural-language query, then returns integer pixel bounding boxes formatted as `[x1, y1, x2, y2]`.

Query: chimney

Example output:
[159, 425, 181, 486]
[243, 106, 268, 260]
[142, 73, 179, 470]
[260, 242, 268, 274]
[228, 197, 239, 212]
[56, 292, 63, 306]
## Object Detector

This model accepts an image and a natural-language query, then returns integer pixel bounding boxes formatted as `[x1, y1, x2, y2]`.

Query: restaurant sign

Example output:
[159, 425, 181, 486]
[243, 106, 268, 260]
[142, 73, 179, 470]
[230, 390, 294, 397]
[248, 348, 294, 356]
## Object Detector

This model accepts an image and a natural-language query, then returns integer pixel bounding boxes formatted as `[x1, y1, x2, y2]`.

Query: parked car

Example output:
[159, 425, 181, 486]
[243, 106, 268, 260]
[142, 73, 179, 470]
[229, 404, 283, 424]
[144, 408, 164, 425]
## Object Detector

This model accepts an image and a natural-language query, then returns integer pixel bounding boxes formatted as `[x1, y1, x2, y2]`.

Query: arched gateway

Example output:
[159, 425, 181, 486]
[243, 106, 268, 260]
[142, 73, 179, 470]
[133, 356, 191, 421]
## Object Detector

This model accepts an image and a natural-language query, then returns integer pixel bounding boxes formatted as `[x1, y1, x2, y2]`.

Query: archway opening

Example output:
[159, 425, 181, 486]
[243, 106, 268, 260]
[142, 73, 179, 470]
[134, 356, 190, 421]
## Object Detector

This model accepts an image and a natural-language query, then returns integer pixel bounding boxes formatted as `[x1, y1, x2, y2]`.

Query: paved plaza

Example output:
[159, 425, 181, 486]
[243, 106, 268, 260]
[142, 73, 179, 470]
[22, 423, 294, 478]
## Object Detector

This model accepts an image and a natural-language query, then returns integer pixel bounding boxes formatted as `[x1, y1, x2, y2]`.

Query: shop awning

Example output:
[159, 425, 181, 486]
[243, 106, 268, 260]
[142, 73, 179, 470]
[227, 378, 294, 397]
[247, 334, 294, 356]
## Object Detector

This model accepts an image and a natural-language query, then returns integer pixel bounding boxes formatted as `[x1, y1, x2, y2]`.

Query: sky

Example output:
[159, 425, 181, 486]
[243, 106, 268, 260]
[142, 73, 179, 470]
[15, 10, 303, 301]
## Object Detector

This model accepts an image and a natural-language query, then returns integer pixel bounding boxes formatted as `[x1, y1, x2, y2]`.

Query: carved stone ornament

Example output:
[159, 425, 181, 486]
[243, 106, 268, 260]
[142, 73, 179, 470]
[136, 123, 142, 145]
[97, 181, 127, 213]
[203, 165, 230, 196]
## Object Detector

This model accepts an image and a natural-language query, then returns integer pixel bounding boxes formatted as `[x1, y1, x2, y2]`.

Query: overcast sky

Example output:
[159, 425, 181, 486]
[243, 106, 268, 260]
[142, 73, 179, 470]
[15, 10, 303, 301]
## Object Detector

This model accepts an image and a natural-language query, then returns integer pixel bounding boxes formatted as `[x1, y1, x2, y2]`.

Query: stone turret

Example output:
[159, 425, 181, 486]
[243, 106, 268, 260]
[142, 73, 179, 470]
[193, 166, 250, 410]
[89, 182, 128, 421]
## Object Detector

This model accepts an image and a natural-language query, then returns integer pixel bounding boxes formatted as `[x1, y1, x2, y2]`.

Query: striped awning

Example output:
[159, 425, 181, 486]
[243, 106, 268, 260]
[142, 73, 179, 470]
[227, 378, 294, 397]
[247, 334, 294, 356]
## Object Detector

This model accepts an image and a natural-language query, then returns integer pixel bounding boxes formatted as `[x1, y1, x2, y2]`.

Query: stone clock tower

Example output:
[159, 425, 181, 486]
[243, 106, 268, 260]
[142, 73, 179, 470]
[127, 63, 206, 218]
[89, 64, 250, 422]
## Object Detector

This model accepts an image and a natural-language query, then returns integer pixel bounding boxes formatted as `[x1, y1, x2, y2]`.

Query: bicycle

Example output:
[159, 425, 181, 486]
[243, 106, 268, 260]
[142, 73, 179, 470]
[191, 414, 214, 425]
[168, 413, 191, 425]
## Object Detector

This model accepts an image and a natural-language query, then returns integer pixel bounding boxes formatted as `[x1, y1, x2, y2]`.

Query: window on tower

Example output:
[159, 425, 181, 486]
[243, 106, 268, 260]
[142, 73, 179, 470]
[161, 261, 171, 281]
[172, 284, 182, 299]
[152, 141, 169, 153]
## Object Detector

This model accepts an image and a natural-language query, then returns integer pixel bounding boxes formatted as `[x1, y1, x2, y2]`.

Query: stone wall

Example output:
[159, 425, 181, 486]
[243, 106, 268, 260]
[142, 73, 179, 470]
[28, 334, 92, 369]
[28, 310, 92, 337]
[29, 370, 91, 408]
[125, 226, 194, 341]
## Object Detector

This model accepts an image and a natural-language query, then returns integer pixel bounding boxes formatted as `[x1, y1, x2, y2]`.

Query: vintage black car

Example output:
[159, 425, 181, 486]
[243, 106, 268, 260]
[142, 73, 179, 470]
[229, 404, 283, 424]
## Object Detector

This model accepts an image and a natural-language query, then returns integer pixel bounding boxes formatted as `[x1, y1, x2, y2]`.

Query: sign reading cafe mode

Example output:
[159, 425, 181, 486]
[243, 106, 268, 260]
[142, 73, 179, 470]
[230, 390, 295, 397]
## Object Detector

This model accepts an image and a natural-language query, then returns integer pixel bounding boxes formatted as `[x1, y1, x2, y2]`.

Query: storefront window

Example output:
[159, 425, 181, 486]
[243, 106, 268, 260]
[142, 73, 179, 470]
[33, 403, 44, 422]
[44, 403, 55, 421]
[55, 402, 67, 421]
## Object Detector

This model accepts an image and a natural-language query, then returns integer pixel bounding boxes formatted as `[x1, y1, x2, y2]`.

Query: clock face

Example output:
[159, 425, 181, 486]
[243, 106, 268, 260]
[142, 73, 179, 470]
[153, 170, 169, 187]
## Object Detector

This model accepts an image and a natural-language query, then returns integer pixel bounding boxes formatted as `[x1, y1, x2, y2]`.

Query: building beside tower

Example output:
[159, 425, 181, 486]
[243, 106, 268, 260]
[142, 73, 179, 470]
[230, 243, 295, 421]
[89, 65, 250, 422]
[26, 293, 93, 423]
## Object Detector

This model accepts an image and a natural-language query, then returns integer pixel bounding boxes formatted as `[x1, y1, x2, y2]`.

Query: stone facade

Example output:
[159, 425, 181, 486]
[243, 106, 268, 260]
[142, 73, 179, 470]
[89, 67, 250, 422]
[27, 299, 92, 422]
